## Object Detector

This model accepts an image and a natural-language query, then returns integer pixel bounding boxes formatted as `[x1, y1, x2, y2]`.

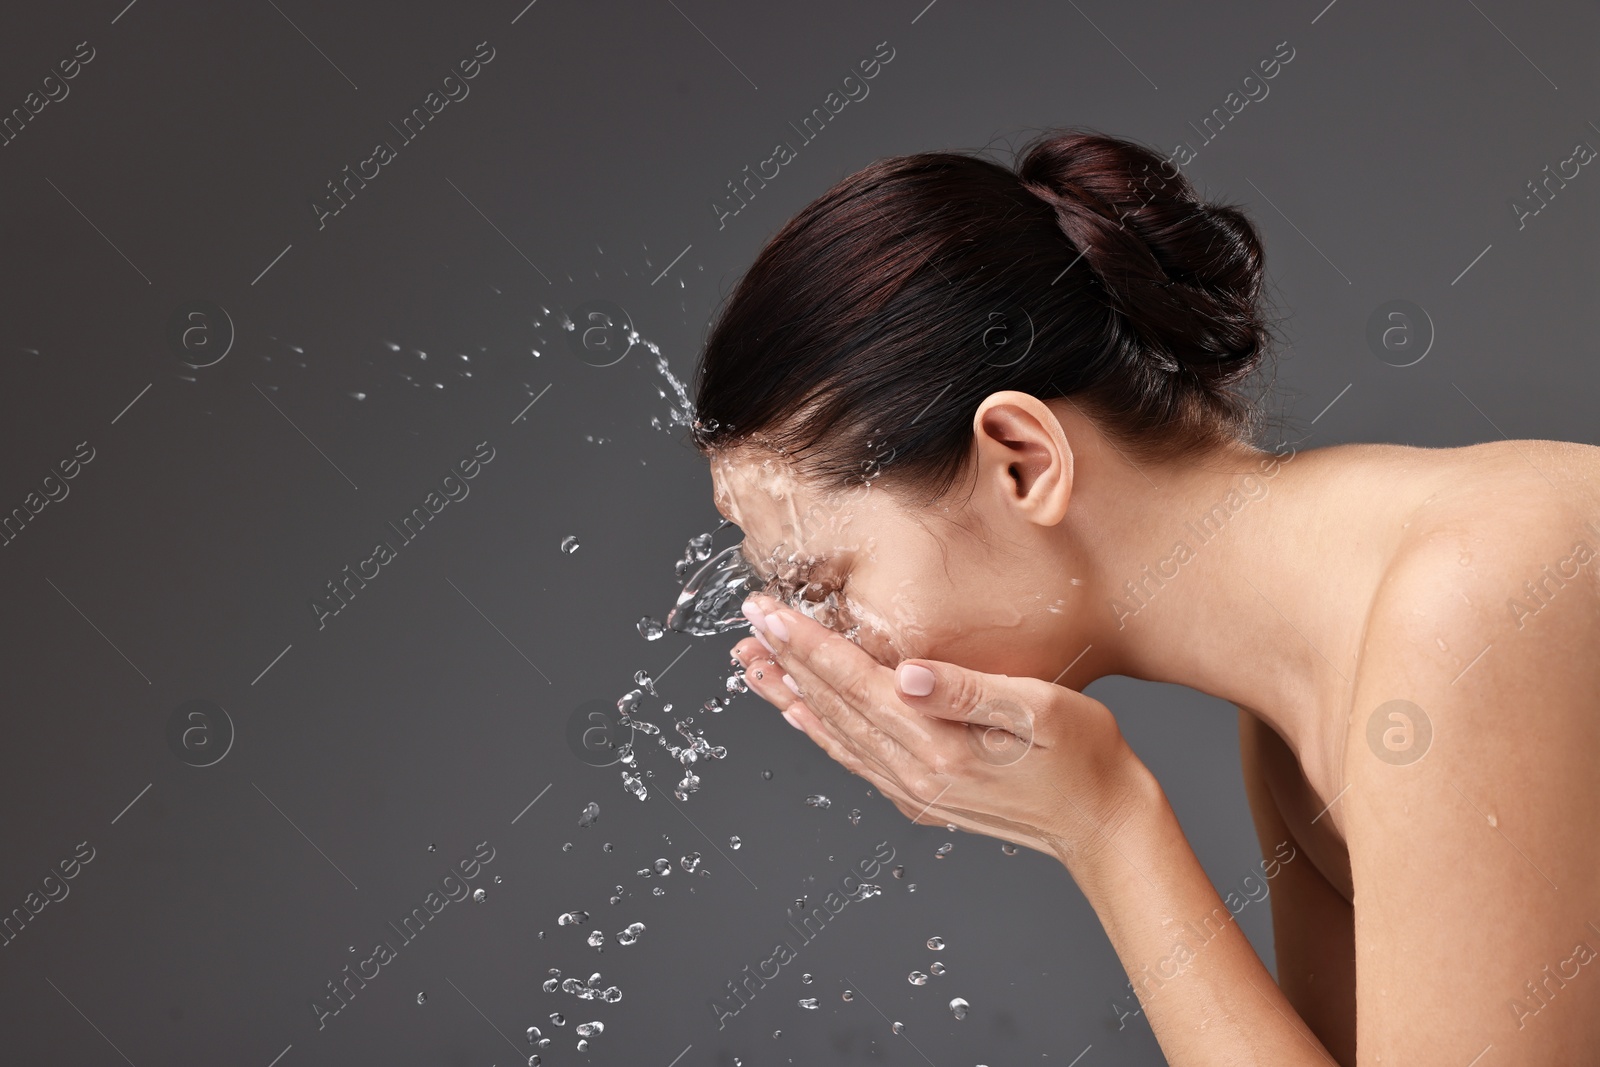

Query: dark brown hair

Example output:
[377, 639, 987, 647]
[690, 127, 1281, 505]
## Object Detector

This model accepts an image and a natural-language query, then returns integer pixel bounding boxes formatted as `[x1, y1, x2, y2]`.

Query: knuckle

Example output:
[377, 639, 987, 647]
[943, 671, 987, 720]
[838, 665, 876, 710]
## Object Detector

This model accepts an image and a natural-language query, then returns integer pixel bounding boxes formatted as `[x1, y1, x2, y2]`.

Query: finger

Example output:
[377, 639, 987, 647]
[733, 639, 799, 712]
[745, 594, 945, 760]
[892, 659, 1058, 747]
[738, 642, 923, 788]
[784, 701, 919, 799]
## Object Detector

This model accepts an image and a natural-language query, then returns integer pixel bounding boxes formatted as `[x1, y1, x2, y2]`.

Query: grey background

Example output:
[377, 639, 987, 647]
[0, 0, 1593, 1064]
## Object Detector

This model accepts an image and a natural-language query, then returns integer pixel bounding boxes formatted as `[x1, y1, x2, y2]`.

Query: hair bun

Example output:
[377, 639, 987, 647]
[1016, 130, 1269, 383]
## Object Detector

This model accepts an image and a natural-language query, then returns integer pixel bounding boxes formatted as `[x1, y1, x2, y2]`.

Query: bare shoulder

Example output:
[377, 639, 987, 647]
[1339, 439, 1600, 1061]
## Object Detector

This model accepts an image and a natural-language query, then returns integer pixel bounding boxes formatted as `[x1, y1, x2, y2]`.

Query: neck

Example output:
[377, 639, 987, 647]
[1058, 426, 1405, 791]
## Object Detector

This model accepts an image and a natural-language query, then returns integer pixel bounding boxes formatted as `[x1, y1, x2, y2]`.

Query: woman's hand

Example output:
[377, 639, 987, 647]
[733, 593, 1156, 867]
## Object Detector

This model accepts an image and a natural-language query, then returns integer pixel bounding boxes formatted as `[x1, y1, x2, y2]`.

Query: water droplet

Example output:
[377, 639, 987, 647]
[798, 997, 819, 1009]
[542, 978, 559, 992]
[472, 887, 486, 902]
[587, 930, 604, 948]
[637, 616, 665, 641]
[934, 842, 953, 859]
[1487, 812, 1498, 828]
[527, 1025, 542, 1041]
[550, 1012, 566, 1025]
[528, 1056, 542, 1066]
[892, 1021, 905, 1034]
[576, 1020, 604, 1036]
[772, 1030, 782, 1039]
[801, 973, 813, 984]
[557, 910, 589, 926]
[849, 808, 862, 825]
[729, 834, 742, 849]
[1001, 843, 1018, 856]
[578, 801, 601, 828]
[561, 842, 573, 852]
[560, 535, 580, 554]
[891, 864, 905, 879]
[416, 992, 427, 1004]
[653, 857, 673, 876]
[652, 885, 665, 896]
[907, 883, 917, 892]
[1436, 636, 1449, 652]
[633, 669, 657, 695]
[427, 843, 436, 852]
[927, 936, 945, 950]
[494, 875, 503, 883]
[761, 770, 773, 780]
[577, 1038, 589, 1051]
[602, 842, 613, 853]
[948, 996, 969, 1020]
[680, 852, 702, 874]
[908, 971, 928, 986]
[929, 961, 946, 976]
[805, 794, 832, 809]
[841, 989, 854, 1002]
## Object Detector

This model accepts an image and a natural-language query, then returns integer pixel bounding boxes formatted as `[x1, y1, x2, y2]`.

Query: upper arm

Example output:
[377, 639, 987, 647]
[1239, 711, 1357, 1066]
[1345, 530, 1600, 1062]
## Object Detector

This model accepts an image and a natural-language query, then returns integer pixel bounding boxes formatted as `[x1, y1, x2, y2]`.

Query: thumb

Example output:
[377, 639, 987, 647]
[894, 660, 992, 723]
[895, 660, 1041, 746]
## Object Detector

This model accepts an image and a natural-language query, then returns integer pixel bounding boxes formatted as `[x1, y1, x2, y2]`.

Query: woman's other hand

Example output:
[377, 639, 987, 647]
[733, 593, 1158, 868]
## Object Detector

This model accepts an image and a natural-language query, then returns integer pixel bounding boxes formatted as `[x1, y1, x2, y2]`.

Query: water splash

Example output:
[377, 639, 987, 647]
[666, 543, 761, 637]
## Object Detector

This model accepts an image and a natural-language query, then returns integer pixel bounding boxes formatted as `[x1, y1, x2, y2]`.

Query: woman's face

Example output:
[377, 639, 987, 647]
[709, 447, 1079, 680]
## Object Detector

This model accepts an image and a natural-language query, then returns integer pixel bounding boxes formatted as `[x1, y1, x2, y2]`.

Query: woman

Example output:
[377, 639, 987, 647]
[688, 127, 1600, 1064]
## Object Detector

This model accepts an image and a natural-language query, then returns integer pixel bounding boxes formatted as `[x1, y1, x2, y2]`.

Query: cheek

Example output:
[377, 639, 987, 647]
[845, 586, 941, 666]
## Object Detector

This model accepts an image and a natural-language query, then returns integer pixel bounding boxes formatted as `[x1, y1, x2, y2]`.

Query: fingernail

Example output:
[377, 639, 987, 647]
[741, 599, 767, 632]
[783, 674, 802, 696]
[897, 663, 936, 696]
[764, 610, 790, 643]
[753, 628, 776, 654]
[782, 707, 804, 730]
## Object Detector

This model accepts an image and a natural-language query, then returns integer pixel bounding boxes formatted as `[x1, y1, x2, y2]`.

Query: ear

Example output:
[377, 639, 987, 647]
[971, 391, 1073, 526]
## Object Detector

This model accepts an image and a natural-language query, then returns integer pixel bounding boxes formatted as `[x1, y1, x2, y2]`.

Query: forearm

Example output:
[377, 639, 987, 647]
[1054, 763, 1337, 1066]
